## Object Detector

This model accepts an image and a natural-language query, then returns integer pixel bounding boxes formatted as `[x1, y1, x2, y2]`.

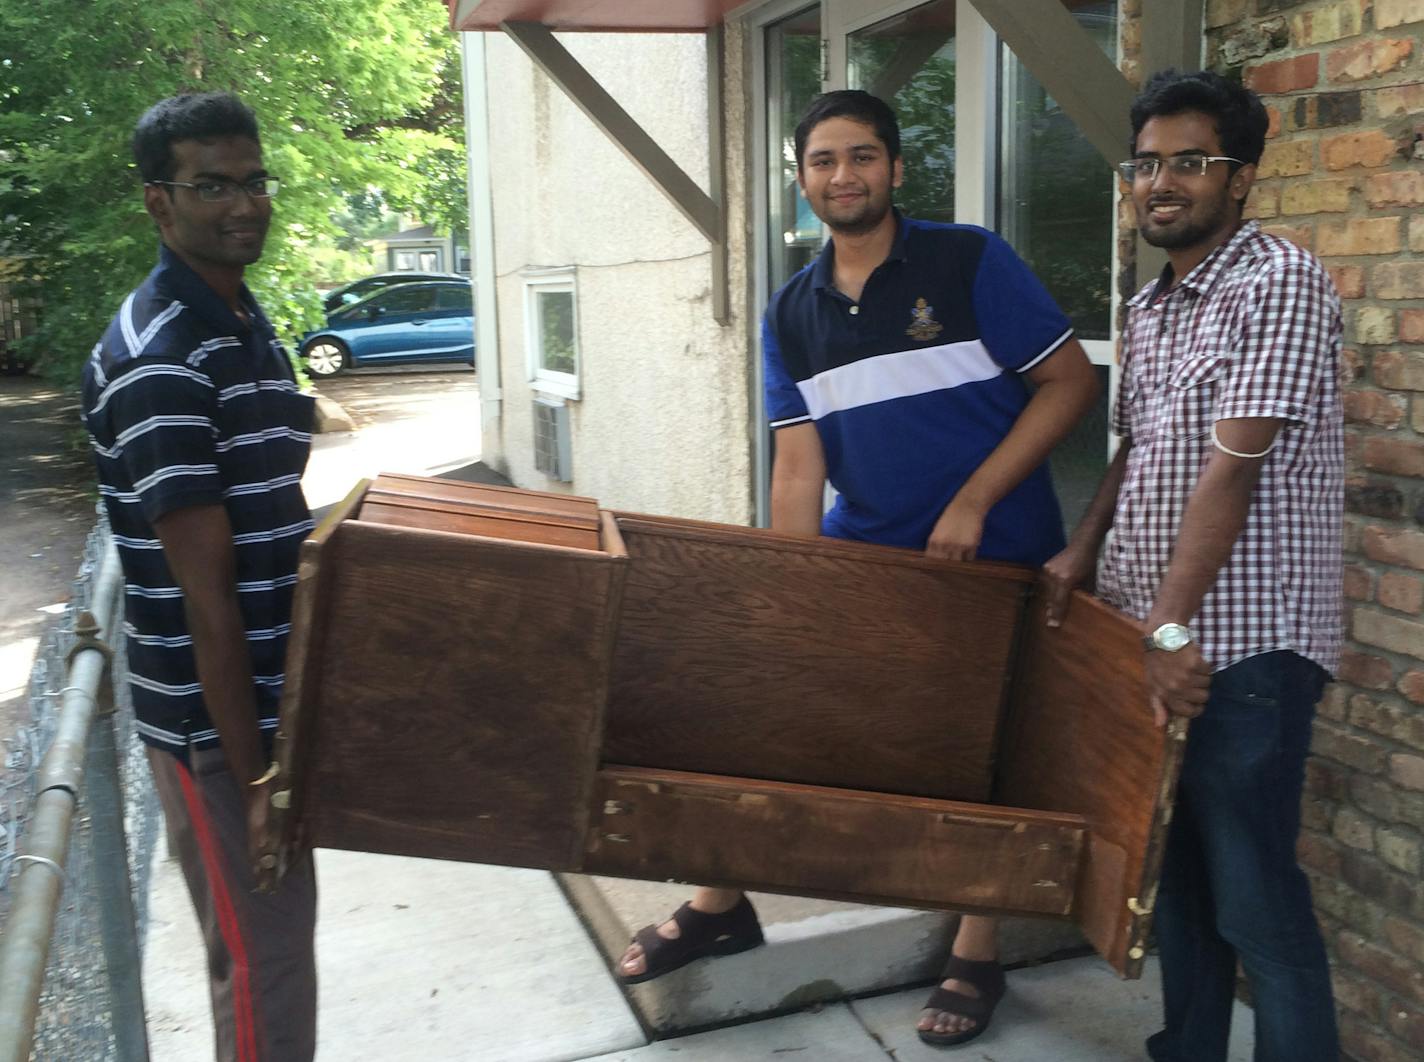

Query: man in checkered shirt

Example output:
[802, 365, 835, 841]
[1043, 70, 1343, 1062]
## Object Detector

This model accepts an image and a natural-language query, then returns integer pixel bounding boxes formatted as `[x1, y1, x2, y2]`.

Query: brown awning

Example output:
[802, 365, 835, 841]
[447, 1, 748, 33]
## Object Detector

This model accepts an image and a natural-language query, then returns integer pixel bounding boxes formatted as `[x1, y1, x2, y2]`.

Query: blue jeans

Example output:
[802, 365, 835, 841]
[1146, 650, 1338, 1062]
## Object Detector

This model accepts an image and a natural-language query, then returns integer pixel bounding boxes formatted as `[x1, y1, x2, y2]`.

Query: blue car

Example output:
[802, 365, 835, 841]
[300, 279, 474, 377]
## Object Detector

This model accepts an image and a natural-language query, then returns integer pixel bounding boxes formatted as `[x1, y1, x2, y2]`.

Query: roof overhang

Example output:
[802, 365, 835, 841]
[447, 0, 752, 33]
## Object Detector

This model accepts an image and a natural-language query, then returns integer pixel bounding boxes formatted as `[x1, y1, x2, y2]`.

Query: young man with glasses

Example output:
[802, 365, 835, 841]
[617, 90, 1100, 1049]
[1044, 69, 1343, 1062]
[81, 92, 316, 1062]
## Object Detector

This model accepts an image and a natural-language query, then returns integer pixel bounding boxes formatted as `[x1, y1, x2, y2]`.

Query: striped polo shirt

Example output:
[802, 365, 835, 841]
[764, 212, 1074, 563]
[81, 244, 315, 758]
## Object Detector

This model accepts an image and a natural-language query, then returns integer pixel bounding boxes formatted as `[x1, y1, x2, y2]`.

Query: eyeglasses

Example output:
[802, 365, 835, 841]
[1117, 155, 1246, 182]
[145, 177, 280, 202]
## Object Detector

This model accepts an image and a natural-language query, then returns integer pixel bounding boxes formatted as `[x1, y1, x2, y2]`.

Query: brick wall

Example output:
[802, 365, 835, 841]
[1117, 2, 1424, 1059]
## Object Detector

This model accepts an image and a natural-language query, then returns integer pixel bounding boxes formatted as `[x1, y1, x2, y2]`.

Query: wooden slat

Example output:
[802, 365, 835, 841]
[604, 514, 1029, 802]
[359, 498, 601, 551]
[997, 587, 1188, 977]
[293, 518, 626, 870]
[369, 473, 600, 522]
[584, 767, 1085, 917]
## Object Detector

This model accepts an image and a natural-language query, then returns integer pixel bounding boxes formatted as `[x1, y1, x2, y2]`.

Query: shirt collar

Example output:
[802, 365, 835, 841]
[811, 208, 911, 292]
[153, 242, 265, 336]
[1128, 221, 1261, 308]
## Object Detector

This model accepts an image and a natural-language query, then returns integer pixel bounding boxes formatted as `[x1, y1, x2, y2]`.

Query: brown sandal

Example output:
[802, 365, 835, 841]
[617, 896, 765, 985]
[917, 955, 1006, 1047]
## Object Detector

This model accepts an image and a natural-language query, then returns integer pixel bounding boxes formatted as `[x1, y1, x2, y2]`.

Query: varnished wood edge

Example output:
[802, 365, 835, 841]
[611, 512, 1036, 582]
[264, 478, 371, 879]
[363, 487, 601, 530]
[597, 765, 1090, 828]
[346, 508, 619, 557]
[1117, 715, 1190, 978]
[373, 471, 598, 509]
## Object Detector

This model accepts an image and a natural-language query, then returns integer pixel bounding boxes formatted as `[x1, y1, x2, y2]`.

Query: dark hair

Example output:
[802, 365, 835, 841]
[132, 93, 261, 182]
[1129, 69, 1268, 166]
[794, 90, 901, 168]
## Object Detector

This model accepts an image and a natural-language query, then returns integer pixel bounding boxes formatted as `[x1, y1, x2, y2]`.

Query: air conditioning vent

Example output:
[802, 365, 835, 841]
[533, 397, 572, 482]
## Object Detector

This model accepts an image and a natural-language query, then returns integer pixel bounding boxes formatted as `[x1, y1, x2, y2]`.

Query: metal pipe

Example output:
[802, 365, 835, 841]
[0, 538, 123, 1062]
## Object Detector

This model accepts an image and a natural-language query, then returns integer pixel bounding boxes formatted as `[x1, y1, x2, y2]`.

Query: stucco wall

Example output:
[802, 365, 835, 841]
[480, 29, 754, 523]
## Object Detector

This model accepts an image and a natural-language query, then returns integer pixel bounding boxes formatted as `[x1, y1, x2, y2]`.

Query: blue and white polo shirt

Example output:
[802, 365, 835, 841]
[764, 212, 1073, 563]
[81, 244, 315, 759]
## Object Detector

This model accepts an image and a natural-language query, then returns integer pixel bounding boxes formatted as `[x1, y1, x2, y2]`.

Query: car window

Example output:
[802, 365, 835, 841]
[373, 286, 437, 315]
[436, 286, 473, 311]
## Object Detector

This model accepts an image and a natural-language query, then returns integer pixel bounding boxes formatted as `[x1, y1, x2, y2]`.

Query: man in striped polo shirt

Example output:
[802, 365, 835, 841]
[82, 92, 316, 1062]
[617, 90, 1100, 1049]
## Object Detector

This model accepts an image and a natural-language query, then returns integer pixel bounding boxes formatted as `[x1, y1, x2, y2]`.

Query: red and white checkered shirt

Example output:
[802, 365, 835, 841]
[1097, 221, 1344, 675]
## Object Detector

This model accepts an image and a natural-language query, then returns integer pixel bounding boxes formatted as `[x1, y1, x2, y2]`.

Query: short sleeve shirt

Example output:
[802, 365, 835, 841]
[763, 212, 1074, 562]
[81, 244, 315, 757]
[1096, 222, 1344, 674]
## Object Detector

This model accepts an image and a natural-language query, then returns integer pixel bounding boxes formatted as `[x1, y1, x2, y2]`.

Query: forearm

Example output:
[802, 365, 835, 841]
[183, 588, 266, 784]
[770, 473, 824, 536]
[954, 375, 1098, 513]
[1146, 453, 1262, 635]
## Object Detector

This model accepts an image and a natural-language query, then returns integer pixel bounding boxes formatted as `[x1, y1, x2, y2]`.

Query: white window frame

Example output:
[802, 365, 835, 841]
[522, 268, 581, 401]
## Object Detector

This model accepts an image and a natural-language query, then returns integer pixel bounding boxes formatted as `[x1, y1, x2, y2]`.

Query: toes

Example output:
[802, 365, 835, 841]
[619, 943, 645, 975]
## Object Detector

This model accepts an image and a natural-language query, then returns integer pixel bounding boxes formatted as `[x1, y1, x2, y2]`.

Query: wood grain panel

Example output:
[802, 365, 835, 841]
[299, 519, 626, 869]
[997, 587, 1187, 976]
[584, 767, 1085, 917]
[359, 498, 601, 551]
[370, 473, 599, 521]
[604, 515, 1030, 802]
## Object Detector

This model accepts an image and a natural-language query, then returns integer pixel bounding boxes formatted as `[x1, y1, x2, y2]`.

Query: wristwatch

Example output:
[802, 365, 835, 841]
[1143, 622, 1193, 652]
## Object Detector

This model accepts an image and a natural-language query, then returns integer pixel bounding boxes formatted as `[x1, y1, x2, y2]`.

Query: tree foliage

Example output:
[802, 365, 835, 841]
[0, 0, 465, 377]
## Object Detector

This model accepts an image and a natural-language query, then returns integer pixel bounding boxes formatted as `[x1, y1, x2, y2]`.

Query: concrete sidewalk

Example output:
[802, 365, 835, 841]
[143, 847, 1256, 1061]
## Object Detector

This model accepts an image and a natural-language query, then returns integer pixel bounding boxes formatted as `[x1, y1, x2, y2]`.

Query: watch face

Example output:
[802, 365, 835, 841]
[1157, 624, 1191, 651]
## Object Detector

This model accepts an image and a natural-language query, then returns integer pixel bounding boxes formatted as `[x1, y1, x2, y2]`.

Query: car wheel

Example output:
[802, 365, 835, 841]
[304, 338, 349, 377]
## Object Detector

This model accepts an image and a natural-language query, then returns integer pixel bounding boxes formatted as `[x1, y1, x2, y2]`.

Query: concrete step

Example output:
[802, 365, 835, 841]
[559, 873, 1087, 1034]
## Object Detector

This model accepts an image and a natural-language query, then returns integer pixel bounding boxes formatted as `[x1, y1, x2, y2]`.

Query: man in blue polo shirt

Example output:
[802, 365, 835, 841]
[82, 92, 316, 1061]
[617, 91, 1099, 1049]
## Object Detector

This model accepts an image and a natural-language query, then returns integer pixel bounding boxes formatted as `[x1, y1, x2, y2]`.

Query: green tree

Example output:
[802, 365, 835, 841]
[0, 0, 466, 377]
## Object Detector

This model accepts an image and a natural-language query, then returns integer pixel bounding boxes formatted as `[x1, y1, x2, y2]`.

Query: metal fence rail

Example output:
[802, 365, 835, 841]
[0, 515, 157, 1061]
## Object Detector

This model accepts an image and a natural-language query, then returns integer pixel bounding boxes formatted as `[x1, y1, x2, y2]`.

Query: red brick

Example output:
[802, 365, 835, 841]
[1259, 138, 1316, 177]
[1366, 170, 1424, 208]
[1331, 264, 1367, 298]
[1340, 1013, 1420, 1062]
[1333, 966, 1385, 1017]
[1343, 564, 1376, 601]
[1320, 682, 1350, 720]
[1260, 222, 1313, 250]
[1346, 478, 1405, 518]
[1383, 916, 1424, 964]
[1243, 183, 1280, 220]
[1318, 216, 1401, 255]
[1327, 38, 1415, 83]
[1334, 805, 1377, 849]
[1393, 753, 1424, 790]
[1375, 83, 1424, 117]
[1374, 261, 1424, 298]
[1206, 0, 1249, 28]
[1293, 2, 1364, 45]
[1412, 213, 1424, 252]
[1352, 603, 1424, 652]
[1246, 53, 1320, 93]
[1401, 669, 1424, 704]
[1340, 648, 1393, 686]
[1343, 347, 1367, 381]
[1266, 104, 1282, 137]
[1401, 310, 1424, 344]
[1360, 435, 1424, 475]
[1374, 351, 1424, 390]
[1363, 525, 1424, 570]
[1379, 571, 1424, 613]
[1336, 932, 1424, 1004]
[1345, 389, 1407, 426]
[1323, 129, 1405, 169]
[1387, 1002, 1424, 1052]
[1313, 719, 1390, 772]
[1377, 0, 1424, 30]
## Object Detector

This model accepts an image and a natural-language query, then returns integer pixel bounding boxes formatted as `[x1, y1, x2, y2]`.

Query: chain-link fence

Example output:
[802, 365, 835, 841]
[0, 512, 161, 1061]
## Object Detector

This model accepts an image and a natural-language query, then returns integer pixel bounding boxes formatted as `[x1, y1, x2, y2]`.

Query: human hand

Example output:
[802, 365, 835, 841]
[925, 497, 985, 562]
[1041, 542, 1097, 627]
[1144, 640, 1211, 728]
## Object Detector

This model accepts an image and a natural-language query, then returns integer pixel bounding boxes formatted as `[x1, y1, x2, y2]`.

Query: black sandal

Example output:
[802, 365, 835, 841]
[617, 896, 765, 985]
[917, 954, 1006, 1047]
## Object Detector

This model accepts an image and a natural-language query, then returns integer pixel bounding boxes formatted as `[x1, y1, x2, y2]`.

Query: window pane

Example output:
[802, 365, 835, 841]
[766, 5, 822, 292]
[848, 0, 957, 224]
[419, 251, 440, 271]
[1050, 364, 1111, 531]
[999, 1, 1117, 340]
[538, 290, 576, 375]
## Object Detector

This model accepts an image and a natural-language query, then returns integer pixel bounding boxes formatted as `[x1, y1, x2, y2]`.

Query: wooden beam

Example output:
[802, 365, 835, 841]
[968, 0, 1133, 170]
[707, 25, 730, 324]
[1141, 0, 1205, 79]
[501, 20, 722, 244]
